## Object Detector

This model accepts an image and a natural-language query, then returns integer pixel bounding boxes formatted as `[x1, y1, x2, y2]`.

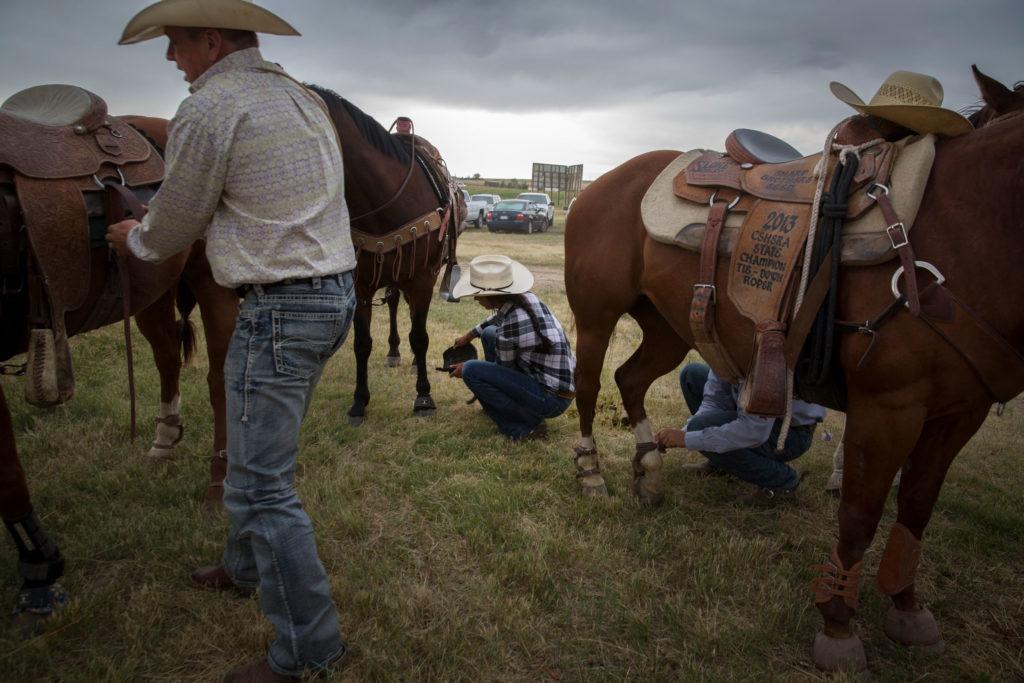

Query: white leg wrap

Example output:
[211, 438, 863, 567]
[148, 395, 183, 460]
[633, 419, 655, 445]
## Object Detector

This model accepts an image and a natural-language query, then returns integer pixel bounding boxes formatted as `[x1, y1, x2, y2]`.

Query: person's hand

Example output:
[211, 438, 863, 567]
[453, 332, 474, 347]
[655, 427, 686, 450]
[106, 219, 139, 258]
[448, 362, 464, 379]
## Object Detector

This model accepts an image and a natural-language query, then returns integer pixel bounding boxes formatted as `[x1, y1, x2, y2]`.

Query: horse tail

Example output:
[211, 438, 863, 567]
[176, 280, 197, 365]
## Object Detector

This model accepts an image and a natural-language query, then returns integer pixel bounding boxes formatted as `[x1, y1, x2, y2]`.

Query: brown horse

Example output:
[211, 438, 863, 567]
[564, 67, 1024, 672]
[306, 86, 463, 427]
[0, 115, 235, 618]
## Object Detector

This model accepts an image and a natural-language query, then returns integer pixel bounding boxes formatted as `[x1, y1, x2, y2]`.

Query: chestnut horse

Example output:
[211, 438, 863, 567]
[564, 67, 1023, 672]
[306, 86, 463, 427]
[0, 115, 236, 619]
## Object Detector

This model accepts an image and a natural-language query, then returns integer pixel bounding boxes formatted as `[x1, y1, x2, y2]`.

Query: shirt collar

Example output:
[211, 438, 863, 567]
[190, 47, 267, 93]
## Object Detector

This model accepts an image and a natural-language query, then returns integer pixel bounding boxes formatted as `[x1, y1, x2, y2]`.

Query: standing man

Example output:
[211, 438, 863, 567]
[107, 2, 354, 680]
[655, 362, 825, 502]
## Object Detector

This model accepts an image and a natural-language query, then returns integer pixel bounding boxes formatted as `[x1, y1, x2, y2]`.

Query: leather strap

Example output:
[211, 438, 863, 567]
[103, 180, 144, 440]
[689, 200, 743, 382]
[874, 190, 920, 317]
[811, 546, 864, 609]
[350, 209, 441, 256]
[784, 250, 834, 366]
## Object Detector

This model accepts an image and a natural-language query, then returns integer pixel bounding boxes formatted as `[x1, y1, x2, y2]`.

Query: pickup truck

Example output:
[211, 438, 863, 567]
[461, 189, 491, 229]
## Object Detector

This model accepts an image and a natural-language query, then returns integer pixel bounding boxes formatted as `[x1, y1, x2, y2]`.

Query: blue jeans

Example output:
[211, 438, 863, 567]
[222, 272, 354, 677]
[679, 363, 812, 490]
[461, 325, 572, 439]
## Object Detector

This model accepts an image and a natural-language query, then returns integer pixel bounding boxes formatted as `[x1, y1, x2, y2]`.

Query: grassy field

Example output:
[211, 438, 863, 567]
[1, 219, 1022, 681]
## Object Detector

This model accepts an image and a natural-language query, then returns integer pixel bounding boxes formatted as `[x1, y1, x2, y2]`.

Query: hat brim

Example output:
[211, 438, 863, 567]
[451, 260, 534, 299]
[119, 0, 300, 45]
[830, 81, 972, 137]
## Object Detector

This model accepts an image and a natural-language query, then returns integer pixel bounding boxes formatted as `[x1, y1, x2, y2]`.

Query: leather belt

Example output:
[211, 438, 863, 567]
[235, 272, 346, 297]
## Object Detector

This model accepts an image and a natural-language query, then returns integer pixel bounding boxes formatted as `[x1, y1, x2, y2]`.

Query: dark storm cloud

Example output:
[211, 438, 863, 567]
[0, 0, 1021, 175]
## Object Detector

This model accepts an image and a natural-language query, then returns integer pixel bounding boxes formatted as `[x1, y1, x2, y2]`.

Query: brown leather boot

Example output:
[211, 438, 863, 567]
[223, 659, 299, 682]
[191, 565, 256, 597]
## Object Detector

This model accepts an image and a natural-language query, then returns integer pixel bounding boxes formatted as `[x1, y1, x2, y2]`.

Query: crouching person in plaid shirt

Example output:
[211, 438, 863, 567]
[449, 255, 575, 441]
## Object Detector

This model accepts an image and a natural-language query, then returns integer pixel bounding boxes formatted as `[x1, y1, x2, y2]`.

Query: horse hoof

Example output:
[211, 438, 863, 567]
[580, 477, 609, 498]
[414, 408, 436, 418]
[347, 415, 365, 427]
[385, 355, 401, 368]
[813, 631, 867, 672]
[631, 449, 664, 505]
[12, 583, 68, 635]
[413, 396, 436, 417]
[884, 606, 946, 654]
[145, 446, 178, 462]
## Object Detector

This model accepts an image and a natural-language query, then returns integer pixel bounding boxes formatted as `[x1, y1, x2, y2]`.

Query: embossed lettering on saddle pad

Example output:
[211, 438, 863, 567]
[641, 135, 935, 266]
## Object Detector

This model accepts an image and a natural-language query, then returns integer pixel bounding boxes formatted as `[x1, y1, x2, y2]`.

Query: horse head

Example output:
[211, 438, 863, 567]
[969, 65, 1024, 127]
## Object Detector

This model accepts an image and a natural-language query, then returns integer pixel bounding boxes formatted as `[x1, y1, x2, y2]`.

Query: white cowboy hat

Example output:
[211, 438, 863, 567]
[119, 0, 300, 45]
[830, 70, 972, 137]
[451, 255, 534, 299]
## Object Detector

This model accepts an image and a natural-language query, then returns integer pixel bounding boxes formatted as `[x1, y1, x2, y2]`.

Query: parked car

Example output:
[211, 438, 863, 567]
[470, 194, 501, 227]
[516, 192, 555, 226]
[487, 199, 548, 234]
[461, 189, 490, 229]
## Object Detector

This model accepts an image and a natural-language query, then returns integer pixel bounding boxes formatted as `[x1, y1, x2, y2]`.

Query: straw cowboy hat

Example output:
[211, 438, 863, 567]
[119, 0, 299, 45]
[452, 255, 534, 299]
[830, 70, 973, 137]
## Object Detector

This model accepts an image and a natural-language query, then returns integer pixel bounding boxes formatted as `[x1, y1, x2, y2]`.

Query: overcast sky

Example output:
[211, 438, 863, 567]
[1, 1, 1021, 179]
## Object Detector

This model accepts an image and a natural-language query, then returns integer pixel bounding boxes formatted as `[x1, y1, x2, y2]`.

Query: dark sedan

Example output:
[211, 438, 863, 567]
[486, 200, 548, 234]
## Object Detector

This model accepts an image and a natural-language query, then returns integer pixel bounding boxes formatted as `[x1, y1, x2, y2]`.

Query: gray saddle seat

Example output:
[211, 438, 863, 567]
[725, 128, 803, 165]
[1, 84, 107, 129]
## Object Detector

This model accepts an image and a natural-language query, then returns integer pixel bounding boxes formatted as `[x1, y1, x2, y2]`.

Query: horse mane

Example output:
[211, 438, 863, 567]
[306, 84, 411, 165]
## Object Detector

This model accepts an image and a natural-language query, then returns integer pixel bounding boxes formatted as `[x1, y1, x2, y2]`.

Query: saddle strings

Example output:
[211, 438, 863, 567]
[775, 117, 883, 452]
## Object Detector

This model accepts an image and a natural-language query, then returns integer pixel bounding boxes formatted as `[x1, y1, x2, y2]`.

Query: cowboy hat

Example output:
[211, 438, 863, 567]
[119, 0, 299, 45]
[451, 255, 534, 299]
[830, 70, 972, 137]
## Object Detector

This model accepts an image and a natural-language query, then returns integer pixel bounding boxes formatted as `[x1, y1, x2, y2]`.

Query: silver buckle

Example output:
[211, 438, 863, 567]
[709, 191, 740, 210]
[886, 222, 908, 249]
[867, 183, 889, 200]
[694, 283, 716, 303]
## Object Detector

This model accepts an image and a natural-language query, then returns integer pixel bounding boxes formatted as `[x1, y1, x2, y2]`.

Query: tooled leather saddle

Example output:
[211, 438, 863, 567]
[660, 118, 936, 416]
[0, 84, 164, 406]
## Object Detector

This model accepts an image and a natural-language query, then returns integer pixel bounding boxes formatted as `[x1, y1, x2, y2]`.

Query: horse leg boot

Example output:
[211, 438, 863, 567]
[812, 404, 922, 672]
[880, 407, 987, 655]
[630, 420, 663, 505]
[407, 285, 436, 417]
[385, 287, 402, 367]
[347, 298, 374, 426]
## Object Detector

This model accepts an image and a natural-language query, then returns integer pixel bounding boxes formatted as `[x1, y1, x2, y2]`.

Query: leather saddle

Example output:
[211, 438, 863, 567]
[0, 84, 164, 406]
[662, 120, 933, 416]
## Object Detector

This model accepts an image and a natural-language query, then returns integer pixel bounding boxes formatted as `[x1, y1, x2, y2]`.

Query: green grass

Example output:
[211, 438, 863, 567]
[1, 226, 1022, 680]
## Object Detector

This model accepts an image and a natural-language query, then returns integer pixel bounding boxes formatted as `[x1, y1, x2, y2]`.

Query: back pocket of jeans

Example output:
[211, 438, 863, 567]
[271, 310, 345, 379]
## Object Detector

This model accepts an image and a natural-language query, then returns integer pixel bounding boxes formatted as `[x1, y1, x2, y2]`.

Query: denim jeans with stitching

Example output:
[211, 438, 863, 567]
[680, 362, 813, 490]
[222, 272, 354, 677]
[461, 325, 572, 439]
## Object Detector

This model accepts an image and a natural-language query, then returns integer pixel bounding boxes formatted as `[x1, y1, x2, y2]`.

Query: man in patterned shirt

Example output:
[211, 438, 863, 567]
[107, 2, 353, 680]
[449, 255, 576, 441]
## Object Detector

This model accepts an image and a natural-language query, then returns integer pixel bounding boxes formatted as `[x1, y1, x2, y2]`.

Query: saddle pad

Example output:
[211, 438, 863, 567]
[640, 150, 745, 256]
[642, 135, 936, 266]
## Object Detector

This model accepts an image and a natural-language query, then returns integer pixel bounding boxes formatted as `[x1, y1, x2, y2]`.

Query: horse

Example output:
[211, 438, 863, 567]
[0, 112, 235, 620]
[563, 66, 1024, 672]
[306, 86, 464, 427]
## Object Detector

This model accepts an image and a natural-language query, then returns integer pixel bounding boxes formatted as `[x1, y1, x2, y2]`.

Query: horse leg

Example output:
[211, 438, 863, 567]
[385, 287, 402, 367]
[181, 264, 238, 510]
[347, 296, 373, 427]
[134, 289, 184, 461]
[615, 297, 689, 505]
[0, 386, 67, 624]
[878, 406, 989, 654]
[812, 401, 924, 672]
[406, 285, 436, 417]
[571, 304, 619, 498]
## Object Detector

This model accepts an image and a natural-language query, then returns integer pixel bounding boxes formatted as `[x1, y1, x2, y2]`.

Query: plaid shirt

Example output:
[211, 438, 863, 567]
[473, 293, 576, 395]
